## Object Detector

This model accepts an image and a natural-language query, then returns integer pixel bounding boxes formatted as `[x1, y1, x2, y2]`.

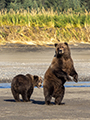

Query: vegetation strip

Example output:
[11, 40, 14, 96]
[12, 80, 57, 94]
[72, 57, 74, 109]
[0, 8, 90, 45]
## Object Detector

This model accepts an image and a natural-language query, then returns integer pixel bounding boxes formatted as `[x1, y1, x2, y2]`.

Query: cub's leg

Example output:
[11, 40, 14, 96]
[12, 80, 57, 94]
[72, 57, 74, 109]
[11, 89, 20, 102]
[21, 90, 28, 102]
[27, 88, 33, 101]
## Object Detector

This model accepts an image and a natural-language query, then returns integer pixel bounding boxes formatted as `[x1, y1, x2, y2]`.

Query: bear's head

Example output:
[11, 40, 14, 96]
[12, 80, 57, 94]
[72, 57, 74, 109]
[33, 75, 43, 88]
[54, 42, 70, 58]
[26, 74, 43, 88]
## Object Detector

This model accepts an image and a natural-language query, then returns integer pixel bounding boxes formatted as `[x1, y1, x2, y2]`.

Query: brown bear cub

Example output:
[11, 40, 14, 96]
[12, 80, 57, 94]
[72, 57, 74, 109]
[11, 74, 42, 102]
[43, 42, 78, 105]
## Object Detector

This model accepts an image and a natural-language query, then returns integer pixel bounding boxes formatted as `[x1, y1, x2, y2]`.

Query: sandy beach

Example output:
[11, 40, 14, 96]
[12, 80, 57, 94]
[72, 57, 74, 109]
[0, 87, 90, 120]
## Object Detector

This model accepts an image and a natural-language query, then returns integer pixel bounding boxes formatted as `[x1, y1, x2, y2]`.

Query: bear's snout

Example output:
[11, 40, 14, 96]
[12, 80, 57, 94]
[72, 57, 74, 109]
[37, 82, 42, 88]
[37, 77, 43, 88]
[59, 49, 64, 54]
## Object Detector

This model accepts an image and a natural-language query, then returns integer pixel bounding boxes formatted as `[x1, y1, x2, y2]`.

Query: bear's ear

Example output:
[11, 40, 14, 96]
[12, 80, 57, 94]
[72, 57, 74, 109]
[64, 42, 68, 46]
[33, 75, 38, 81]
[54, 43, 58, 47]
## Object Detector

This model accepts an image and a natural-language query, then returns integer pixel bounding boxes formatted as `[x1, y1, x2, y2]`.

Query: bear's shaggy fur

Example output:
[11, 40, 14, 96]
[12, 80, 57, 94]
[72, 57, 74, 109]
[11, 74, 42, 102]
[43, 42, 78, 105]
[53, 42, 78, 82]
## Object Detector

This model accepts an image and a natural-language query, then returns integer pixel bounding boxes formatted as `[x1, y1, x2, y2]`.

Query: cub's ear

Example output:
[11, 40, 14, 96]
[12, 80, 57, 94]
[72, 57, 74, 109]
[54, 43, 58, 47]
[64, 42, 68, 46]
[33, 75, 38, 81]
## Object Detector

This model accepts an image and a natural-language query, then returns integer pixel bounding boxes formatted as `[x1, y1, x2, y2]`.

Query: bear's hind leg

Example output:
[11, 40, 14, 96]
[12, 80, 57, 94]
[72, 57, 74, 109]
[21, 91, 28, 102]
[11, 89, 20, 102]
[45, 95, 52, 105]
[43, 86, 54, 105]
[55, 86, 65, 105]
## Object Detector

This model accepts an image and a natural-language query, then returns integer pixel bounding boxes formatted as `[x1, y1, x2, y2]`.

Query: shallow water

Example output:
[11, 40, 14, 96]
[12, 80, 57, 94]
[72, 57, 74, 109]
[0, 83, 11, 88]
[65, 81, 90, 87]
[0, 82, 90, 88]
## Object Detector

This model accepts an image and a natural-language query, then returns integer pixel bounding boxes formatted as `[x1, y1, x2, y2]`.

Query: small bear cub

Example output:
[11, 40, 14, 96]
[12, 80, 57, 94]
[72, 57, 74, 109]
[11, 74, 42, 102]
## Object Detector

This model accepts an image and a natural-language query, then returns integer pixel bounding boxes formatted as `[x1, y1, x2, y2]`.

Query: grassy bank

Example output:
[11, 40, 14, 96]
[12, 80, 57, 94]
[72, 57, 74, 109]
[0, 8, 90, 45]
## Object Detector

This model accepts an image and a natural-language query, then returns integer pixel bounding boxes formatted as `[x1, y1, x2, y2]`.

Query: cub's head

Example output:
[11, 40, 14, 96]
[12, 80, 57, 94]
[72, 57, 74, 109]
[33, 75, 43, 88]
[54, 42, 70, 58]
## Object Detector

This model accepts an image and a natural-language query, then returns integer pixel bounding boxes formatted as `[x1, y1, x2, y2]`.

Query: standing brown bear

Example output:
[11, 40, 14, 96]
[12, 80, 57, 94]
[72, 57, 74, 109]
[43, 42, 78, 105]
[11, 74, 42, 102]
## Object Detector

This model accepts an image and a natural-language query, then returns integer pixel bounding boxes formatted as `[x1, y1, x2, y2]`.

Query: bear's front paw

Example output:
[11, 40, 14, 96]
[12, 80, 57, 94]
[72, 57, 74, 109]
[67, 75, 72, 81]
[73, 74, 78, 82]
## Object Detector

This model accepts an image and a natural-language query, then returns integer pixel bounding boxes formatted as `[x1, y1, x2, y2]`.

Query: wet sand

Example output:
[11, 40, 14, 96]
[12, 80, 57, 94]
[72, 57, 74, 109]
[0, 43, 90, 82]
[0, 88, 90, 120]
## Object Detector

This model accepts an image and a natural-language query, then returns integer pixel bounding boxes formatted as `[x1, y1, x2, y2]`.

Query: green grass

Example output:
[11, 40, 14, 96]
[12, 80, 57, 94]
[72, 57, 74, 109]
[0, 8, 90, 28]
[0, 8, 90, 45]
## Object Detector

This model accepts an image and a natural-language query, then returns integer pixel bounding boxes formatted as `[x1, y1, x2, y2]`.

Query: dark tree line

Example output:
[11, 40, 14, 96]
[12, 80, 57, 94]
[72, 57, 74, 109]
[0, 0, 90, 12]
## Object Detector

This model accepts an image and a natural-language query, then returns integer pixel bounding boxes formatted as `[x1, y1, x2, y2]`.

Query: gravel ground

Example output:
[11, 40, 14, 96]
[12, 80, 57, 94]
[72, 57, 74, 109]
[0, 43, 90, 83]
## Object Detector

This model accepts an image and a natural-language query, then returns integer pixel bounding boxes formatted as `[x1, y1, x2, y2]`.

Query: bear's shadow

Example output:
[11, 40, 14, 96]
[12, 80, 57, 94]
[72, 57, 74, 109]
[30, 99, 65, 105]
[4, 99, 65, 105]
[4, 99, 16, 102]
[4, 99, 45, 105]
